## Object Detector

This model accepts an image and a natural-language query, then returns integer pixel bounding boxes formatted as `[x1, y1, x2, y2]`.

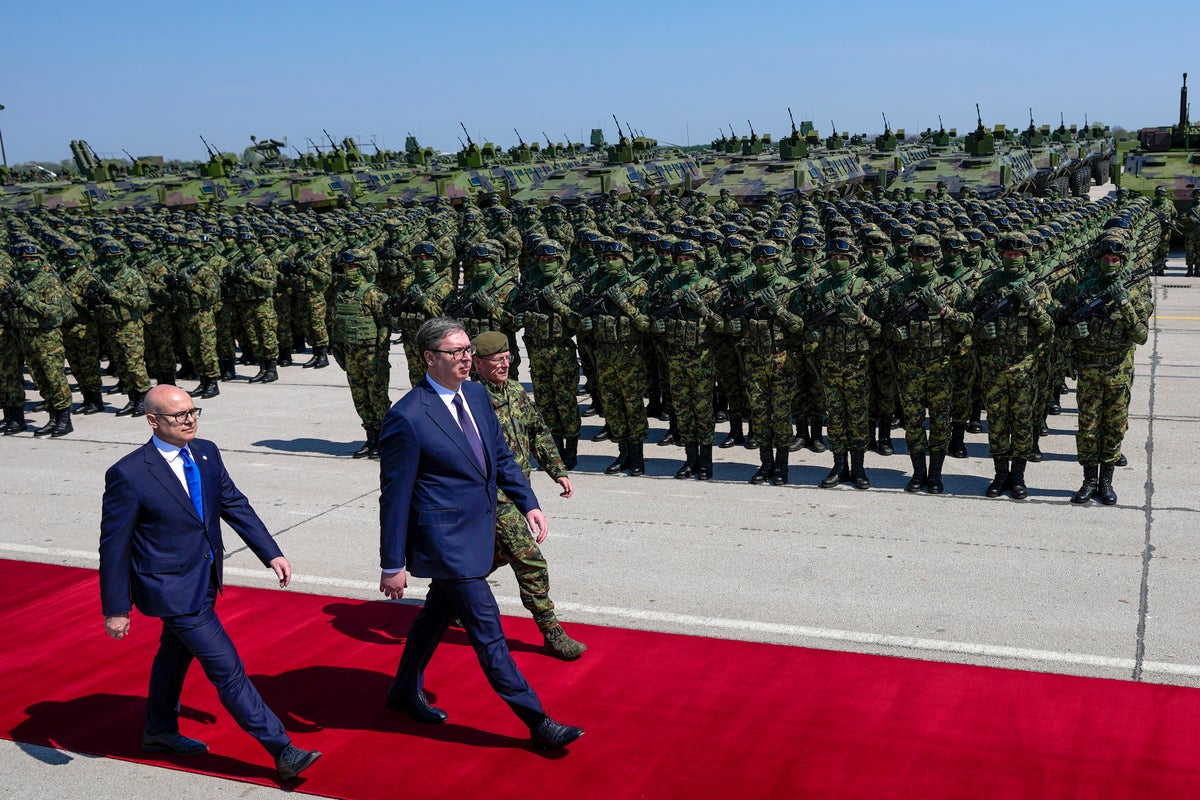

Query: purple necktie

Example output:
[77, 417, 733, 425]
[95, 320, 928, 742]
[452, 393, 486, 472]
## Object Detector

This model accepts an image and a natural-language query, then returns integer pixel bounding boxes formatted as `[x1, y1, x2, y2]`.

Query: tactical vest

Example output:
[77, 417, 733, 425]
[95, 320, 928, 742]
[332, 283, 378, 347]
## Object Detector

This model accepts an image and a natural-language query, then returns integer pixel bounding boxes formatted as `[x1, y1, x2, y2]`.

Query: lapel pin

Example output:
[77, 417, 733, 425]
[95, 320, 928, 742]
[202, 455, 208, 460]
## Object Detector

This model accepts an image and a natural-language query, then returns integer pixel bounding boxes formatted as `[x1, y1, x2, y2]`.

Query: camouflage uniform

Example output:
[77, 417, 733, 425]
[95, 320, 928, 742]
[234, 239, 279, 382]
[294, 233, 333, 368]
[1183, 195, 1200, 276]
[330, 250, 392, 458]
[8, 251, 72, 432]
[0, 255, 25, 431]
[1064, 249, 1153, 505]
[93, 246, 152, 414]
[392, 252, 452, 388]
[57, 247, 104, 412]
[132, 242, 176, 384]
[173, 236, 222, 395]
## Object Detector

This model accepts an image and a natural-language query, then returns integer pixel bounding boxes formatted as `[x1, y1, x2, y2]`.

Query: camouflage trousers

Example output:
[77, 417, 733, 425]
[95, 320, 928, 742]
[979, 350, 1039, 460]
[333, 342, 391, 429]
[790, 350, 824, 420]
[526, 339, 582, 439]
[1185, 231, 1200, 267]
[489, 500, 555, 629]
[666, 344, 716, 444]
[61, 316, 103, 396]
[949, 348, 979, 424]
[397, 318, 427, 389]
[100, 318, 151, 394]
[298, 289, 329, 348]
[594, 340, 648, 442]
[14, 327, 71, 411]
[242, 299, 279, 360]
[645, 338, 668, 407]
[866, 348, 898, 421]
[1075, 350, 1135, 465]
[0, 329, 25, 407]
[274, 289, 296, 351]
[817, 353, 872, 451]
[713, 335, 748, 419]
[577, 333, 600, 407]
[896, 351, 954, 454]
[179, 308, 219, 379]
[142, 309, 176, 379]
[743, 348, 795, 448]
[214, 300, 236, 363]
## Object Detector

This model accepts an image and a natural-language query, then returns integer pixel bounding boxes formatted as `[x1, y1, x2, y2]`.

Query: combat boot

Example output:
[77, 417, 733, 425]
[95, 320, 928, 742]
[948, 423, 967, 459]
[248, 360, 276, 383]
[788, 419, 806, 453]
[905, 453, 927, 493]
[200, 377, 220, 399]
[561, 438, 578, 471]
[303, 345, 329, 369]
[1096, 463, 1118, 506]
[219, 359, 237, 382]
[744, 422, 758, 450]
[1072, 464, 1099, 505]
[985, 458, 1010, 497]
[188, 377, 209, 398]
[1048, 389, 1063, 416]
[542, 624, 587, 661]
[645, 392, 663, 420]
[604, 440, 630, 474]
[695, 445, 713, 481]
[368, 427, 382, 460]
[175, 360, 197, 381]
[1116, 453, 1128, 467]
[352, 427, 377, 459]
[590, 423, 610, 442]
[33, 410, 59, 437]
[50, 408, 73, 438]
[658, 413, 679, 447]
[808, 418, 827, 453]
[1008, 459, 1028, 500]
[627, 440, 646, 476]
[3, 406, 27, 435]
[750, 447, 774, 485]
[0, 406, 12, 434]
[278, 346, 293, 367]
[260, 360, 279, 383]
[78, 391, 105, 415]
[820, 452, 847, 488]
[850, 449, 871, 490]
[115, 390, 143, 417]
[967, 403, 984, 434]
[927, 452, 946, 494]
[875, 420, 893, 456]
[1029, 436, 1043, 463]
[770, 447, 789, 486]
[719, 417, 744, 449]
[675, 444, 697, 479]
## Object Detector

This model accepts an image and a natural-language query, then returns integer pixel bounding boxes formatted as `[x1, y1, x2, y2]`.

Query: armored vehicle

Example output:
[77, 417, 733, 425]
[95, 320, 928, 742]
[1117, 73, 1200, 210]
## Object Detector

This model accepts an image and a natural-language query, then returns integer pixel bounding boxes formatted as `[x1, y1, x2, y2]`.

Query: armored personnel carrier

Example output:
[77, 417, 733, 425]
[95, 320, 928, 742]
[1118, 73, 1200, 210]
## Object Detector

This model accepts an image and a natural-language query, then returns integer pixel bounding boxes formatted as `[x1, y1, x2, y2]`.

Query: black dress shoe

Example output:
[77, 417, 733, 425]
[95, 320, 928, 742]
[530, 716, 584, 750]
[142, 731, 208, 755]
[386, 692, 448, 724]
[275, 743, 321, 780]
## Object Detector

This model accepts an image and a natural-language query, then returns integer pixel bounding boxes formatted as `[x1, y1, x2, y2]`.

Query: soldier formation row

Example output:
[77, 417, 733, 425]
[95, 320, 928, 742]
[0, 185, 1169, 505]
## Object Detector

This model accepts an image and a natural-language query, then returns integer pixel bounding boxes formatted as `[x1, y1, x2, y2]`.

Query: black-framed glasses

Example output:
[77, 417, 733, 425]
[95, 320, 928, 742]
[430, 344, 476, 359]
[155, 407, 202, 425]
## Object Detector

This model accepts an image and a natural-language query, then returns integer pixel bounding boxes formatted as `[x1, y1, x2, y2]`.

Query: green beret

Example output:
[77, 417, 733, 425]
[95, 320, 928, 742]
[472, 331, 509, 357]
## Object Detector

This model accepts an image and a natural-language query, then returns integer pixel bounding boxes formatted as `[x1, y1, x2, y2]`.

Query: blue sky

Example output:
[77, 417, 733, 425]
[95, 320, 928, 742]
[2, 0, 1194, 164]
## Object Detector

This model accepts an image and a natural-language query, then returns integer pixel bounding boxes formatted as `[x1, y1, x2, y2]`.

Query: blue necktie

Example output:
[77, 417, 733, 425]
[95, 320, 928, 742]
[179, 447, 204, 522]
[452, 393, 486, 472]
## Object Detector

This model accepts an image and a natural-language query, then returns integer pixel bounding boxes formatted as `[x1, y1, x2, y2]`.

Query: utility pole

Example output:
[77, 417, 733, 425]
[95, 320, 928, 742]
[0, 104, 8, 168]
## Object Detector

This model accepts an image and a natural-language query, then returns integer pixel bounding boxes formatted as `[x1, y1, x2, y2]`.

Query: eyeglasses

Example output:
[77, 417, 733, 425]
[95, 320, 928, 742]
[155, 407, 202, 425]
[479, 353, 513, 364]
[430, 344, 476, 359]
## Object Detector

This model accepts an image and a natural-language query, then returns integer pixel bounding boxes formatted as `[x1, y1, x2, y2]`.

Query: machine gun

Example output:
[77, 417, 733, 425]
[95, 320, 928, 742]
[323, 129, 340, 153]
[513, 129, 526, 148]
[460, 122, 476, 149]
[199, 134, 219, 159]
[1062, 264, 1153, 326]
[788, 108, 800, 140]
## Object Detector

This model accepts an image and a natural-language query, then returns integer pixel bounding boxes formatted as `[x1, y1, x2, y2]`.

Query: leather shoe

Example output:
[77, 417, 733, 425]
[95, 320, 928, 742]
[386, 691, 448, 724]
[530, 716, 584, 750]
[275, 743, 321, 780]
[142, 731, 208, 755]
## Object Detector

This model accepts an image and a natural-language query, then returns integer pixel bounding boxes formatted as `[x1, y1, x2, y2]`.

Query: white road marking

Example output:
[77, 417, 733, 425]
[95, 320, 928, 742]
[10, 541, 1197, 679]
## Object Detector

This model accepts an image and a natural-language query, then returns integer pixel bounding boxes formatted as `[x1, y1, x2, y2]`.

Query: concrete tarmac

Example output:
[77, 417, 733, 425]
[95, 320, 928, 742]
[1, 250, 1197, 798]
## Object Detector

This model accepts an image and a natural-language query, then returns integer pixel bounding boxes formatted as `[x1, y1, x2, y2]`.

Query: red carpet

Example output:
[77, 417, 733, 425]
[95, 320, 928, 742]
[2, 558, 1198, 799]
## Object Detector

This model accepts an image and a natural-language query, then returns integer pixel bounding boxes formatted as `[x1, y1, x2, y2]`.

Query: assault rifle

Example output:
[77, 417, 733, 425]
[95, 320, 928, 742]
[444, 276, 514, 319]
[973, 260, 1077, 325]
[0, 284, 17, 313]
[1062, 264, 1153, 326]
[803, 272, 907, 331]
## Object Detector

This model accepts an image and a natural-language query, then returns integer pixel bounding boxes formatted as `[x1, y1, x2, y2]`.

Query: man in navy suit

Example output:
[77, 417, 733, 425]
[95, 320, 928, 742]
[378, 317, 583, 750]
[99, 385, 320, 781]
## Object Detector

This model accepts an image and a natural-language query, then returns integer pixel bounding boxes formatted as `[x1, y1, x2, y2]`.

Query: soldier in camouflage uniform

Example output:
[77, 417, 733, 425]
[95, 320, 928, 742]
[1150, 186, 1177, 276]
[883, 236, 973, 494]
[56, 239, 105, 415]
[724, 241, 799, 485]
[973, 232, 1056, 499]
[651, 239, 725, 480]
[0, 248, 26, 434]
[92, 239, 152, 417]
[804, 237, 883, 490]
[264, 229, 299, 366]
[444, 241, 520, 375]
[130, 235, 176, 386]
[234, 233, 280, 383]
[1064, 237, 1153, 505]
[858, 228, 903, 456]
[469, 331, 585, 661]
[939, 230, 982, 458]
[7, 242, 73, 436]
[1183, 189, 1200, 277]
[712, 234, 754, 448]
[393, 241, 453, 388]
[516, 239, 582, 469]
[575, 240, 651, 476]
[293, 227, 332, 369]
[330, 249, 392, 459]
[173, 233, 222, 399]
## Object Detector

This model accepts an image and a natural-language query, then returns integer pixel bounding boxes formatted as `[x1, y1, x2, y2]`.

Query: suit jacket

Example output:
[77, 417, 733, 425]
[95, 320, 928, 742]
[99, 438, 283, 618]
[378, 377, 538, 579]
